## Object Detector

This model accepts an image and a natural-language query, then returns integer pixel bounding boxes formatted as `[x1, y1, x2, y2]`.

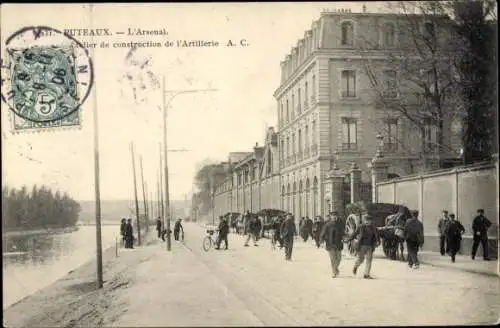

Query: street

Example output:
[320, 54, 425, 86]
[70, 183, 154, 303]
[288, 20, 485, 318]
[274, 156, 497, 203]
[111, 222, 500, 326]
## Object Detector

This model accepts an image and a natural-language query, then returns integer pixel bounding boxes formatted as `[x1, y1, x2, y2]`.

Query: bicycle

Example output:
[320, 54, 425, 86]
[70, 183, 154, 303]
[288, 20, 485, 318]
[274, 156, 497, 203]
[202, 229, 218, 252]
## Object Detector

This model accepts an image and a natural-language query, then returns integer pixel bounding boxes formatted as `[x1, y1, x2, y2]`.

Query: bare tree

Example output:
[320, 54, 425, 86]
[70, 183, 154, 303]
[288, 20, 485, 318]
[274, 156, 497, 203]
[358, 1, 463, 168]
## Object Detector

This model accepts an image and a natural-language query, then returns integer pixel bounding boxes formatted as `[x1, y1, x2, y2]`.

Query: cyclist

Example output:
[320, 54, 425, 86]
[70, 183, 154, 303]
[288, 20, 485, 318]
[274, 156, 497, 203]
[215, 216, 229, 250]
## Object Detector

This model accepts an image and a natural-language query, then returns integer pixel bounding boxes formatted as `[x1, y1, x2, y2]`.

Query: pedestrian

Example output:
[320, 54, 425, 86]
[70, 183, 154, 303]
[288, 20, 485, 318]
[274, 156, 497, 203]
[244, 214, 261, 247]
[405, 210, 424, 269]
[173, 218, 184, 241]
[215, 216, 229, 250]
[320, 211, 345, 278]
[437, 210, 450, 256]
[445, 213, 465, 263]
[156, 217, 162, 239]
[471, 209, 492, 261]
[120, 218, 127, 246]
[300, 216, 313, 242]
[125, 218, 134, 249]
[346, 214, 379, 279]
[313, 216, 325, 248]
[280, 213, 296, 260]
[272, 215, 284, 248]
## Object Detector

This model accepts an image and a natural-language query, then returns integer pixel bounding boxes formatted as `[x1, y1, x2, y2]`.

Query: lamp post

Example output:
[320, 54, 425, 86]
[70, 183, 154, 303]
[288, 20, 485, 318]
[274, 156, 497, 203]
[161, 77, 217, 251]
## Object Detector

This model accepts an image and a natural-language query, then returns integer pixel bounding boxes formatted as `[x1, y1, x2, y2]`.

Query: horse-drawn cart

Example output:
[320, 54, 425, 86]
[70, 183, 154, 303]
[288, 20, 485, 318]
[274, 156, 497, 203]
[344, 202, 411, 259]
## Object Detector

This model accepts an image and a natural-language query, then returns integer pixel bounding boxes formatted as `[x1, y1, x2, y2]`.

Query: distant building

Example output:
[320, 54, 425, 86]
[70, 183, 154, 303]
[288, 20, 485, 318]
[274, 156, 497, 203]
[273, 9, 461, 220]
[213, 127, 281, 216]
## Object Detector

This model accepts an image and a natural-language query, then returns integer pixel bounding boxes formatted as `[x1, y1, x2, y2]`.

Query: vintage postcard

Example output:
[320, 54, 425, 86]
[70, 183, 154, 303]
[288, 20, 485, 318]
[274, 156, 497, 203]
[2, 2, 498, 327]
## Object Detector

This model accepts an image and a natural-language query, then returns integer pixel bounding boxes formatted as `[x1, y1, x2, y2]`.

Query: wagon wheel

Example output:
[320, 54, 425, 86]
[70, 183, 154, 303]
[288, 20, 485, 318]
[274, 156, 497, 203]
[345, 214, 359, 256]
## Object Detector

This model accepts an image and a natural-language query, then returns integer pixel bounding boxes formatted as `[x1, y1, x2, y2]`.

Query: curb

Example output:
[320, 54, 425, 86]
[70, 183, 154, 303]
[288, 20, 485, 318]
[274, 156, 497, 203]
[420, 260, 499, 278]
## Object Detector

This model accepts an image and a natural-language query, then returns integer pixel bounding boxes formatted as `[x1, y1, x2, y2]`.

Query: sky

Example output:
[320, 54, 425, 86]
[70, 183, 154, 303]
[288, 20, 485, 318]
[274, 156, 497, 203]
[1, 2, 386, 202]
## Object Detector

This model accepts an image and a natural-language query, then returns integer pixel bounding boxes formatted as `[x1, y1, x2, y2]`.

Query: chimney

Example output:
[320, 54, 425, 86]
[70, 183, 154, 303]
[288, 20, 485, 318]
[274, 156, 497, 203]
[255, 142, 258, 147]
[363, 3, 366, 13]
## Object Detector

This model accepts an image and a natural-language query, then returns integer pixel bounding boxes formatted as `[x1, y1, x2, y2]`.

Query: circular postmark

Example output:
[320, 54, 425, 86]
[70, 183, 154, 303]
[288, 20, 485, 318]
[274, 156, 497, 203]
[1, 26, 94, 123]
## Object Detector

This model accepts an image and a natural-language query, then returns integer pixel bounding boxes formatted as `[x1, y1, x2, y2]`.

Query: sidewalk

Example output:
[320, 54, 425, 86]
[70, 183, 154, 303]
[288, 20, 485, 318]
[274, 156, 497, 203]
[419, 251, 498, 277]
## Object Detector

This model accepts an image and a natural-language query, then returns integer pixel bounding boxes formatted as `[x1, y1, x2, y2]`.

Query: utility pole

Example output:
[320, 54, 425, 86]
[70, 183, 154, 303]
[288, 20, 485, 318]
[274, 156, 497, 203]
[89, 3, 103, 289]
[159, 144, 164, 227]
[130, 142, 141, 246]
[140, 156, 148, 234]
[162, 76, 172, 251]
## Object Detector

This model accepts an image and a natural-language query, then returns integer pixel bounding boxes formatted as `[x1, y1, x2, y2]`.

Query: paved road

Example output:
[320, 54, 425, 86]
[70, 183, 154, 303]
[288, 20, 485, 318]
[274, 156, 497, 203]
[112, 222, 500, 326]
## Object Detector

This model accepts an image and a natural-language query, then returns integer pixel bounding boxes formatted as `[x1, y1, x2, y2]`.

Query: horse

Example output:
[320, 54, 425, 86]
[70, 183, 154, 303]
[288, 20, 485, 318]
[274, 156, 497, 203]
[384, 207, 411, 261]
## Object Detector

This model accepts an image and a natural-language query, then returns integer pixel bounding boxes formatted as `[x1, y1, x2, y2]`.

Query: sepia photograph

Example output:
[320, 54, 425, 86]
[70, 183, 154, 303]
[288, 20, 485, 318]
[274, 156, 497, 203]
[1, 1, 499, 326]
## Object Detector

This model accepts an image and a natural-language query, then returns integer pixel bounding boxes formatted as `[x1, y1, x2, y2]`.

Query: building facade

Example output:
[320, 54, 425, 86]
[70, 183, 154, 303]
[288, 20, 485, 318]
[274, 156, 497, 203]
[213, 127, 281, 216]
[274, 9, 461, 221]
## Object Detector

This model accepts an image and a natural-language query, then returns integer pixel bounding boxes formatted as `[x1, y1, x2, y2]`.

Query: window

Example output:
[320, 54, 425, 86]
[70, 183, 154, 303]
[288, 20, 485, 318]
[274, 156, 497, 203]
[291, 94, 295, 116]
[305, 125, 309, 148]
[383, 22, 395, 47]
[311, 75, 316, 100]
[297, 88, 301, 112]
[341, 21, 354, 46]
[286, 137, 290, 156]
[298, 129, 302, 153]
[280, 139, 284, 161]
[341, 70, 356, 98]
[383, 119, 398, 152]
[267, 149, 272, 174]
[304, 82, 309, 105]
[292, 133, 296, 154]
[423, 118, 437, 152]
[286, 99, 289, 121]
[341, 118, 357, 150]
[280, 103, 284, 124]
[383, 70, 397, 98]
[311, 120, 316, 145]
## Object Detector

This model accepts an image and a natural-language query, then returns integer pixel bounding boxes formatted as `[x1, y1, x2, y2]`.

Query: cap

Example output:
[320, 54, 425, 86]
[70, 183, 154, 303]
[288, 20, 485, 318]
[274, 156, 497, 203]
[477, 209, 484, 213]
[442, 210, 448, 214]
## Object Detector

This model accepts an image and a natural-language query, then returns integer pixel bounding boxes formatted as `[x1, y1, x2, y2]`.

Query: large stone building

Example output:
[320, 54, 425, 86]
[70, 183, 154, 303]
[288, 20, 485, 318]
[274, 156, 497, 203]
[213, 9, 461, 222]
[213, 127, 281, 217]
[274, 9, 461, 220]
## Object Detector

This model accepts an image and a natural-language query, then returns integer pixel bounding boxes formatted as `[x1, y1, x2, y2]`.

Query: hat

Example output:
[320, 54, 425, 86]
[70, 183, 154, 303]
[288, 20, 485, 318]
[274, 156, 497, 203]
[477, 209, 484, 213]
[442, 210, 448, 214]
[330, 210, 338, 215]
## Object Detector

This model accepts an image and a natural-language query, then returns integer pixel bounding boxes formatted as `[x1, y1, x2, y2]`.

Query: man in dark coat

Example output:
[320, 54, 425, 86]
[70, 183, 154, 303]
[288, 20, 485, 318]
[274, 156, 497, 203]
[124, 218, 134, 249]
[156, 217, 162, 239]
[244, 215, 261, 247]
[346, 214, 379, 279]
[173, 218, 184, 241]
[120, 218, 127, 246]
[313, 216, 325, 248]
[471, 209, 492, 260]
[280, 214, 296, 261]
[445, 213, 465, 263]
[437, 210, 450, 255]
[320, 211, 345, 278]
[215, 216, 229, 250]
[300, 216, 313, 242]
[272, 215, 285, 248]
[405, 210, 424, 269]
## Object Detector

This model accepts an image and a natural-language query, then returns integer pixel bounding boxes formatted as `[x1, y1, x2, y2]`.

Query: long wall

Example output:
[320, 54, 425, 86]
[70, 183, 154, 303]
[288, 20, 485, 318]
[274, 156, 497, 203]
[376, 160, 499, 258]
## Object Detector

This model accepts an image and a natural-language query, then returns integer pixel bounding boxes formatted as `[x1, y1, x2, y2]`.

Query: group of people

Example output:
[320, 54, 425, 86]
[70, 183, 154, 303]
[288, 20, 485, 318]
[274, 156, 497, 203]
[120, 218, 135, 249]
[155, 217, 185, 242]
[437, 208, 492, 262]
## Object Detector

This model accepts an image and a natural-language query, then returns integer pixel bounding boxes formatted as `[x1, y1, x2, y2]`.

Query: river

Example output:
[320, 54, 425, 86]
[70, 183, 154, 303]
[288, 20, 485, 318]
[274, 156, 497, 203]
[2, 225, 119, 309]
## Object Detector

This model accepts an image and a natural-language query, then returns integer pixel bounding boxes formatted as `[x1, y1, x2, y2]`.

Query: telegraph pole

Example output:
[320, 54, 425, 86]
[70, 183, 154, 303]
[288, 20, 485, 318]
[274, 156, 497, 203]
[130, 142, 141, 246]
[162, 76, 172, 251]
[89, 3, 103, 289]
[140, 156, 148, 234]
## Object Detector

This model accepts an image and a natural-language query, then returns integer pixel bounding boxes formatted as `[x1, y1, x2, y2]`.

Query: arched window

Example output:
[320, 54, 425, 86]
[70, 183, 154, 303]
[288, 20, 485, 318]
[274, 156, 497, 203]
[280, 102, 284, 124]
[286, 99, 289, 121]
[341, 21, 354, 46]
[298, 129, 302, 156]
[312, 177, 318, 217]
[383, 22, 395, 47]
[305, 125, 309, 150]
[312, 75, 316, 100]
[267, 149, 272, 174]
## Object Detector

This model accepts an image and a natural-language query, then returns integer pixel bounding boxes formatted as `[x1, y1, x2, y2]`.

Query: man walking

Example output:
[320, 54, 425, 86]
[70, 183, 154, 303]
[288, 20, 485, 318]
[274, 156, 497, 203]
[272, 215, 285, 248]
[244, 215, 261, 247]
[280, 214, 296, 261]
[124, 218, 134, 249]
[445, 213, 465, 263]
[313, 216, 325, 248]
[156, 217, 162, 239]
[215, 216, 229, 250]
[173, 218, 184, 241]
[405, 210, 424, 269]
[438, 210, 450, 255]
[320, 211, 345, 278]
[346, 214, 379, 279]
[120, 218, 127, 246]
[471, 209, 492, 261]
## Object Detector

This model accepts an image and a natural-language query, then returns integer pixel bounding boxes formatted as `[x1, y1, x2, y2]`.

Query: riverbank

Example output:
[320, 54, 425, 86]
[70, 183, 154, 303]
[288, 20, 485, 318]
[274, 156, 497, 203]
[3, 231, 157, 328]
[3, 226, 79, 238]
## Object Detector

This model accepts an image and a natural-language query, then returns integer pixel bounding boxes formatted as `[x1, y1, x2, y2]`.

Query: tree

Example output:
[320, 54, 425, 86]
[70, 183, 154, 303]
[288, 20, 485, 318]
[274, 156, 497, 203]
[358, 1, 463, 168]
[192, 160, 231, 215]
[452, 0, 498, 163]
